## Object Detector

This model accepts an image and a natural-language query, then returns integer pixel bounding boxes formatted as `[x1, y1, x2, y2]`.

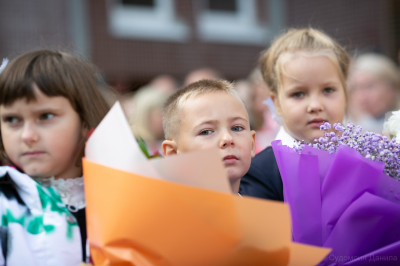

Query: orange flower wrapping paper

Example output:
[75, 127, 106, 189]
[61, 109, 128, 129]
[83, 103, 331, 266]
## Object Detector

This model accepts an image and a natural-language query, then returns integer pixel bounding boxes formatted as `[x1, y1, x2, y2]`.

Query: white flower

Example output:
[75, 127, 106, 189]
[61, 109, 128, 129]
[383, 110, 400, 142]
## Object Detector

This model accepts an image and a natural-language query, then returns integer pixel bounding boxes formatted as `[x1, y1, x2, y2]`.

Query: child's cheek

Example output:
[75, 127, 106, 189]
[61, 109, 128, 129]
[284, 104, 301, 124]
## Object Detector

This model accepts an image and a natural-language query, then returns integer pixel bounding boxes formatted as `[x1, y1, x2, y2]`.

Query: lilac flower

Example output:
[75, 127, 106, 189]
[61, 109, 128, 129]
[295, 122, 400, 181]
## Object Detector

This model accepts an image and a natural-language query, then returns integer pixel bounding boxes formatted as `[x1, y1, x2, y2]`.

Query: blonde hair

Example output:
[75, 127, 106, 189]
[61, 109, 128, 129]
[351, 53, 400, 90]
[163, 79, 242, 139]
[130, 86, 169, 141]
[259, 28, 350, 99]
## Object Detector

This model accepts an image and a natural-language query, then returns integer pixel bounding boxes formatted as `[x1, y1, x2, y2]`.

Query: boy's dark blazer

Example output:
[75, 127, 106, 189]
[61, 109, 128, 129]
[239, 146, 284, 202]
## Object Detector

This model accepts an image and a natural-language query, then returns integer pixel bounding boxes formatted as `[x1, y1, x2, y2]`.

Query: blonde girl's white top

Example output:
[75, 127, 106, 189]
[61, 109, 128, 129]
[274, 126, 297, 148]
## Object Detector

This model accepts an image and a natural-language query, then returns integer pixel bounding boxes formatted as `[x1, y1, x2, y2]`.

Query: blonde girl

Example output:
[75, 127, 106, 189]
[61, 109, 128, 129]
[239, 28, 350, 201]
[0, 50, 109, 265]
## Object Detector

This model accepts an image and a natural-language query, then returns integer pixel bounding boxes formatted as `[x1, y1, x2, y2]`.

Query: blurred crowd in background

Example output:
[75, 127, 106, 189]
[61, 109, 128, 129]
[118, 51, 400, 155]
[2, 0, 400, 155]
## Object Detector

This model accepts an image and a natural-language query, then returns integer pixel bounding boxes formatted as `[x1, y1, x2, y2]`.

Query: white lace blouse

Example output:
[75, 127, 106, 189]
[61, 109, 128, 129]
[36, 176, 85, 213]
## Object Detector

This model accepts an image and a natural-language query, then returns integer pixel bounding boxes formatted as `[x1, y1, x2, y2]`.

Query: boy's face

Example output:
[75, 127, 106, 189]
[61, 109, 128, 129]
[0, 85, 86, 180]
[163, 91, 256, 190]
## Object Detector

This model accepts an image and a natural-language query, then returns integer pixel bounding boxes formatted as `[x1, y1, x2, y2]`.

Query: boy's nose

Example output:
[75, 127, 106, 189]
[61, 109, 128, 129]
[21, 123, 39, 143]
[220, 131, 235, 148]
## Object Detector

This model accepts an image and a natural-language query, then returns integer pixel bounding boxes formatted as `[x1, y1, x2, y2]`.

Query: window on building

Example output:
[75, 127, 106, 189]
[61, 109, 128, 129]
[108, 0, 189, 42]
[208, 0, 237, 12]
[121, 0, 154, 7]
[197, 0, 282, 45]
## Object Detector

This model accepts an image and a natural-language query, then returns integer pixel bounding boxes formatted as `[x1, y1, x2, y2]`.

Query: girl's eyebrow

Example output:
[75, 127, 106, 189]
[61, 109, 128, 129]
[284, 85, 307, 92]
[284, 80, 341, 91]
[0, 113, 17, 120]
[31, 106, 63, 113]
[230, 116, 248, 123]
[321, 81, 341, 86]
[0, 109, 20, 117]
[0, 106, 63, 117]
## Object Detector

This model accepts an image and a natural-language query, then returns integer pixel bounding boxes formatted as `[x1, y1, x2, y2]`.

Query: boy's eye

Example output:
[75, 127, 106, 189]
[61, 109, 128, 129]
[324, 87, 334, 93]
[199, 129, 213, 136]
[292, 92, 304, 98]
[39, 113, 54, 120]
[231, 126, 244, 132]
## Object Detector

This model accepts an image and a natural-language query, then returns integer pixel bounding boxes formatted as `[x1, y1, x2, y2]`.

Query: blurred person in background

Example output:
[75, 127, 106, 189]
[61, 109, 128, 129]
[129, 86, 171, 154]
[183, 67, 222, 86]
[121, 74, 177, 122]
[234, 69, 280, 153]
[150, 74, 178, 94]
[122, 75, 176, 154]
[234, 79, 253, 111]
[247, 68, 280, 152]
[347, 53, 400, 133]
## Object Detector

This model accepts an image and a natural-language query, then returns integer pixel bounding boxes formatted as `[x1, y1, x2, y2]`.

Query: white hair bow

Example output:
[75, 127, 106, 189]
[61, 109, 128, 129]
[263, 97, 281, 124]
[0, 58, 9, 74]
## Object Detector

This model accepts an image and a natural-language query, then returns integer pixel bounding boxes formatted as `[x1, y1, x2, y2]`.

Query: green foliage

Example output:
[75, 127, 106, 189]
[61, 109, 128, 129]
[137, 138, 162, 159]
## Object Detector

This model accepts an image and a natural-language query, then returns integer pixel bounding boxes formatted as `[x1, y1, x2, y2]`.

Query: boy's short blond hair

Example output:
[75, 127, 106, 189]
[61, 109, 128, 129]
[163, 79, 242, 139]
[260, 28, 350, 101]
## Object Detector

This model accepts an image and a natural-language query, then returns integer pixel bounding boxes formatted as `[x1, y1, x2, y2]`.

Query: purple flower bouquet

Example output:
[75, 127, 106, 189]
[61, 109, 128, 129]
[272, 123, 400, 266]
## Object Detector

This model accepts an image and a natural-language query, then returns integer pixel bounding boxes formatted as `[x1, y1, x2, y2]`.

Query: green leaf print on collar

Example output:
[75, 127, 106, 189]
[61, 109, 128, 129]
[36, 183, 79, 240]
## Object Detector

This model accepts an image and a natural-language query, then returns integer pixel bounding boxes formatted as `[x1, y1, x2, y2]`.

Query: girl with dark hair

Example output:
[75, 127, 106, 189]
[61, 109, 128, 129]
[0, 49, 110, 265]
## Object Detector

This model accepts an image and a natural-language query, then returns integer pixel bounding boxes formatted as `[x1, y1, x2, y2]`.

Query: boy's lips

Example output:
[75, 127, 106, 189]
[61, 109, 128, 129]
[308, 118, 325, 128]
[223, 155, 238, 164]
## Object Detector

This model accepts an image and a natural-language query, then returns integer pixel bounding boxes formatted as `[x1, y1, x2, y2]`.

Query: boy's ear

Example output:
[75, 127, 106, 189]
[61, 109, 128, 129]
[270, 93, 283, 117]
[250, 130, 256, 158]
[162, 140, 178, 156]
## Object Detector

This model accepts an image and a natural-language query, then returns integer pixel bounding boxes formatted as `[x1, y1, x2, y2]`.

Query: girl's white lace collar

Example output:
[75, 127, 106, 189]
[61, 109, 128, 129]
[36, 176, 85, 213]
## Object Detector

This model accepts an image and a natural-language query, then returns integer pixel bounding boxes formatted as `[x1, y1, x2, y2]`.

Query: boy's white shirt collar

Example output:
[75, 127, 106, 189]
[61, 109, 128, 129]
[275, 126, 297, 148]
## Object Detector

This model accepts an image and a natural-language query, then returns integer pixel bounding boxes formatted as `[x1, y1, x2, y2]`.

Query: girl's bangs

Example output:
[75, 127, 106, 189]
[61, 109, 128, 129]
[0, 54, 70, 106]
[0, 64, 38, 105]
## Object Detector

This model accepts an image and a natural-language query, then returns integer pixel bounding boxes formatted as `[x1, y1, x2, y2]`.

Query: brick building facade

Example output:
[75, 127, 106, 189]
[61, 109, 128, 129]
[0, 0, 399, 93]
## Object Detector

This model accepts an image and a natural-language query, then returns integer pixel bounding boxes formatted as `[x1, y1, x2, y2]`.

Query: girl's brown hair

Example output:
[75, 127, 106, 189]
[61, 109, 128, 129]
[259, 28, 350, 99]
[0, 49, 110, 164]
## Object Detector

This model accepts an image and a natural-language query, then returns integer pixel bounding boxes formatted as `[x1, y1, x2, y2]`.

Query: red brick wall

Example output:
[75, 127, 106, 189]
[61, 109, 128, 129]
[89, 0, 267, 90]
[89, 0, 397, 93]
[0, 0, 70, 58]
[0, 1, 396, 94]
[286, 0, 395, 56]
